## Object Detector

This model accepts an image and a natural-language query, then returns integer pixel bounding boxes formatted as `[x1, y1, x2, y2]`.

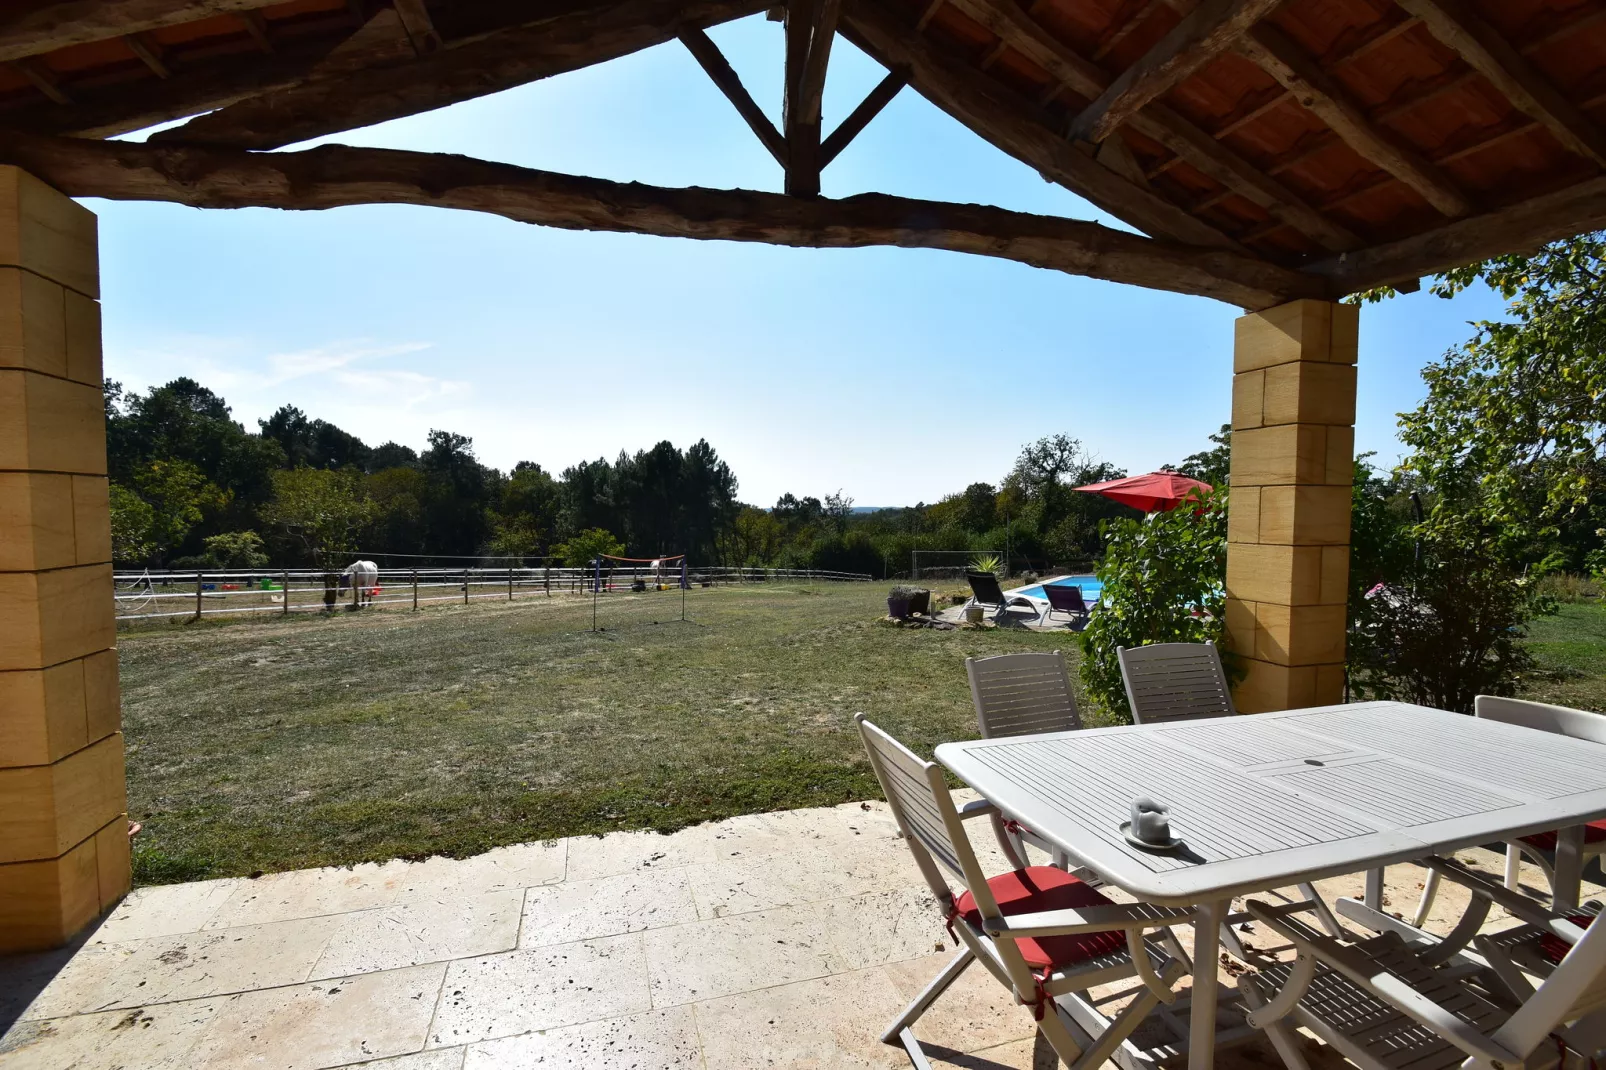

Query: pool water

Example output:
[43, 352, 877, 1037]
[1010, 575, 1102, 602]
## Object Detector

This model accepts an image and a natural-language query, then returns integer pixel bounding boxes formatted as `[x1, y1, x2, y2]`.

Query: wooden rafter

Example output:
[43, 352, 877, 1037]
[237, 10, 274, 54]
[1309, 175, 1606, 293]
[679, 27, 787, 165]
[820, 69, 904, 165]
[10, 59, 72, 105]
[1093, 0, 1170, 63]
[1069, 0, 1283, 144]
[122, 33, 171, 79]
[947, 0, 1355, 250]
[0, 0, 283, 63]
[841, 0, 1241, 249]
[1237, 22, 1472, 218]
[0, 132, 1329, 308]
[392, 0, 442, 55]
[784, 0, 818, 195]
[152, 0, 771, 150]
[1394, 0, 1606, 168]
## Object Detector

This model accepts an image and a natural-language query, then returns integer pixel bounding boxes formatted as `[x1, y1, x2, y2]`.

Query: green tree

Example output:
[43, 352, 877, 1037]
[1172, 424, 1231, 486]
[262, 468, 375, 567]
[122, 459, 225, 564]
[173, 531, 270, 570]
[554, 527, 625, 568]
[1370, 235, 1606, 566]
[109, 483, 156, 564]
[1078, 489, 1230, 721]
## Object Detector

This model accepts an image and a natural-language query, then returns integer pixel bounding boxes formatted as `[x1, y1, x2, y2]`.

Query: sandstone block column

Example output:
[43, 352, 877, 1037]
[1225, 299, 1357, 713]
[0, 167, 128, 952]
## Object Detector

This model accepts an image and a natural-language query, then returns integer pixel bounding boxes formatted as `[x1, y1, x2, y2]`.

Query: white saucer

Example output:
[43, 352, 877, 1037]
[1119, 821, 1185, 852]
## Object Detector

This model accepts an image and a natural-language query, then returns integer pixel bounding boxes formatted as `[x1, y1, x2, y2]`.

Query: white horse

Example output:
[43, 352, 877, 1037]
[340, 560, 380, 606]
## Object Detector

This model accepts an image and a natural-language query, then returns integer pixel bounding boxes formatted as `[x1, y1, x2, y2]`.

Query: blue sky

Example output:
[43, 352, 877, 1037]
[94, 14, 1507, 507]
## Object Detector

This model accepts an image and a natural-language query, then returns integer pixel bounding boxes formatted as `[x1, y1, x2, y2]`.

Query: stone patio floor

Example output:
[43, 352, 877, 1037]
[1, 798, 1598, 1070]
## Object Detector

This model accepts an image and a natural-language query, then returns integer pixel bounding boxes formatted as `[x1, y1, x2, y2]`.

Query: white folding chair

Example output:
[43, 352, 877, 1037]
[1117, 641, 1235, 724]
[1241, 854, 1606, 1070]
[1413, 696, 1606, 925]
[855, 714, 1197, 1070]
[966, 651, 1082, 871]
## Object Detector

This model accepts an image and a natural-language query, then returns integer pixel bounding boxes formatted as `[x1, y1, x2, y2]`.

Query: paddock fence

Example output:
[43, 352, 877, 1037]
[113, 565, 873, 623]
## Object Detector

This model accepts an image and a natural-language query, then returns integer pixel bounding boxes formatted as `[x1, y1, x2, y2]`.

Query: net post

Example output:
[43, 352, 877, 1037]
[592, 556, 600, 631]
[681, 558, 688, 622]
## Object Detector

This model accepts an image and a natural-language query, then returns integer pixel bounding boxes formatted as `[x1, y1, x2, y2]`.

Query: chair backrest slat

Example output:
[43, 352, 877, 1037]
[1474, 695, 1606, 745]
[966, 572, 1007, 606]
[1118, 642, 1235, 724]
[966, 652, 1080, 738]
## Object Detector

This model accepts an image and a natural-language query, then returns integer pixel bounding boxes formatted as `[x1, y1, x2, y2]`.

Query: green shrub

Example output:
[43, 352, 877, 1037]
[1078, 490, 1229, 721]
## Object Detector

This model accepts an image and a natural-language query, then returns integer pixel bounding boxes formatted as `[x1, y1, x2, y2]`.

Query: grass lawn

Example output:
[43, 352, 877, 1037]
[1518, 600, 1606, 712]
[119, 585, 1606, 885]
[119, 583, 1085, 883]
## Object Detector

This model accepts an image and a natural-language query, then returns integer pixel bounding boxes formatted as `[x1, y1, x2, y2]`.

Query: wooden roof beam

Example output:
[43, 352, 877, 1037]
[1069, 0, 1284, 144]
[152, 0, 771, 150]
[783, 0, 842, 196]
[679, 27, 787, 166]
[1237, 22, 1472, 217]
[392, 0, 442, 55]
[1394, 0, 1606, 167]
[946, 0, 1356, 250]
[0, 0, 285, 64]
[0, 131, 1329, 309]
[1309, 175, 1606, 294]
[820, 69, 904, 165]
[840, 0, 1241, 248]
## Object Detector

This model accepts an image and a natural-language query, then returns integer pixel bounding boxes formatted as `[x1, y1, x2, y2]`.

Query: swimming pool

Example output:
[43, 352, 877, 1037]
[1009, 575, 1102, 602]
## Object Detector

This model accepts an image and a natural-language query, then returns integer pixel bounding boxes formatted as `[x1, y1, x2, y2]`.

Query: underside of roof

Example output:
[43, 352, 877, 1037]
[0, 0, 1603, 307]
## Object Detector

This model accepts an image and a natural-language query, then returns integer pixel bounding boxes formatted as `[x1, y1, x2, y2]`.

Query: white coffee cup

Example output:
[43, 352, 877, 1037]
[1131, 797, 1171, 843]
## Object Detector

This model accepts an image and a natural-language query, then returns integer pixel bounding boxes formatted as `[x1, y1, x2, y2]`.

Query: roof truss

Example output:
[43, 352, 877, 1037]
[0, 0, 1597, 309]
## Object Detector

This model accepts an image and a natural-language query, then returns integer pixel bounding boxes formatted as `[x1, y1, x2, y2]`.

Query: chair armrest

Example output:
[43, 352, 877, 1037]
[957, 799, 999, 821]
[1424, 856, 1577, 934]
[982, 902, 1194, 938]
[1244, 900, 1521, 1067]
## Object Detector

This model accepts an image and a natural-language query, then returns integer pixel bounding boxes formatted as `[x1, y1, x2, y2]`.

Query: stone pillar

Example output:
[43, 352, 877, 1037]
[0, 167, 127, 952]
[1225, 298, 1357, 714]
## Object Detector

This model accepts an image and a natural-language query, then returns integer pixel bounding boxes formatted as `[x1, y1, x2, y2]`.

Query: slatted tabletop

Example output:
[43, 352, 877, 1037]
[935, 701, 1606, 906]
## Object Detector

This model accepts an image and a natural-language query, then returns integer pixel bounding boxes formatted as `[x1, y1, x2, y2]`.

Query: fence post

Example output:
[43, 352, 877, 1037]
[282, 570, 289, 616]
[195, 571, 204, 621]
[412, 570, 419, 610]
[508, 565, 514, 601]
[463, 569, 470, 605]
[544, 563, 551, 597]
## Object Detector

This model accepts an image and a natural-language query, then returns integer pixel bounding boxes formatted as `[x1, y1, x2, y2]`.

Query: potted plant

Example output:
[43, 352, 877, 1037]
[888, 585, 921, 618]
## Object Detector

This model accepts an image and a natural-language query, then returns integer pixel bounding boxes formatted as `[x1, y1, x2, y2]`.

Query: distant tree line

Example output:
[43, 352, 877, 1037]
[105, 378, 1157, 575]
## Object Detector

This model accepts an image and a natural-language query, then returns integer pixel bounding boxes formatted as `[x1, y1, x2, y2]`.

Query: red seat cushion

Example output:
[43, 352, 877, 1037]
[1540, 912, 1596, 964]
[1518, 821, 1606, 852]
[955, 866, 1126, 971]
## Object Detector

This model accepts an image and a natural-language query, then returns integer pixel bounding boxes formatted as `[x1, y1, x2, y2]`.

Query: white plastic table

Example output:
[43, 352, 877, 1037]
[935, 701, 1606, 1070]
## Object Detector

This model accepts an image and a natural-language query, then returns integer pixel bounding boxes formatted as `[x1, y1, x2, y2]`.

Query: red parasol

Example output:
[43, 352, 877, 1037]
[1074, 471, 1213, 512]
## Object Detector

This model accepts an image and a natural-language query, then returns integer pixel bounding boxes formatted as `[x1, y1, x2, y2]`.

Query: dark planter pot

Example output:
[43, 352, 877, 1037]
[909, 590, 931, 616]
[888, 594, 912, 618]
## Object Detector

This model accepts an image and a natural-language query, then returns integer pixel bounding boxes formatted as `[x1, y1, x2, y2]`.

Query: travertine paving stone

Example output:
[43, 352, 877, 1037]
[184, 964, 446, 1070]
[312, 889, 523, 979]
[641, 903, 850, 1006]
[427, 933, 651, 1048]
[22, 914, 348, 1018]
[1, 799, 1599, 1070]
[518, 868, 697, 948]
[461, 1006, 701, 1069]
